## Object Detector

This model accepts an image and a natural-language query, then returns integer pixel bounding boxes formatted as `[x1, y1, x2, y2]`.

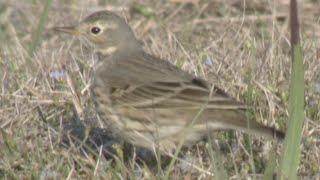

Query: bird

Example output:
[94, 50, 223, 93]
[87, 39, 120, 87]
[54, 10, 285, 153]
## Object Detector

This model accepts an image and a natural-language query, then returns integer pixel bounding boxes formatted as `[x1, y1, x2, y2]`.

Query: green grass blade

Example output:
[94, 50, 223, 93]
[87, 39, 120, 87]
[27, 0, 53, 58]
[206, 141, 228, 180]
[280, 43, 304, 180]
[279, 0, 305, 179]
[263, 145, 277, 180]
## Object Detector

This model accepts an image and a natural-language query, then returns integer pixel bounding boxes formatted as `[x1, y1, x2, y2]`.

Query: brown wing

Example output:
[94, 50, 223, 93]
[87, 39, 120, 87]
[111, 80, 246, 110]
[99, 51, 246, 110]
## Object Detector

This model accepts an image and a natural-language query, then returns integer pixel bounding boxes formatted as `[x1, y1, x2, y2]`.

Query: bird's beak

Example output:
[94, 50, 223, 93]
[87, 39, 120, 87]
[54, 26, 80, 36]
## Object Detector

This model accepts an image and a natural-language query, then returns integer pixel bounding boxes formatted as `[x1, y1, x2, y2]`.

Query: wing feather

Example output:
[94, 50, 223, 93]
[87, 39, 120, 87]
[111, 81, 247, 110]
[101, 51, 246, 110]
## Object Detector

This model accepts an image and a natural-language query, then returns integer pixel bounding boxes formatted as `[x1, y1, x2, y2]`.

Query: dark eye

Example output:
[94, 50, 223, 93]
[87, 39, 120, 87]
[91, 27, 101, 34]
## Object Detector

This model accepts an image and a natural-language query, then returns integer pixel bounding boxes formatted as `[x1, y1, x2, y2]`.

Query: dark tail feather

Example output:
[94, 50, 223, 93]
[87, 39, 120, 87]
[251, 125, 285, 141]
[235, 111, 285, 140]
[205, 109, 285, 140]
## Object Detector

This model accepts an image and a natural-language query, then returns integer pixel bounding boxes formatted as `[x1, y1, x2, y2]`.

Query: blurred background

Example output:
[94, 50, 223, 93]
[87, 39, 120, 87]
[0, 0, 319, 179]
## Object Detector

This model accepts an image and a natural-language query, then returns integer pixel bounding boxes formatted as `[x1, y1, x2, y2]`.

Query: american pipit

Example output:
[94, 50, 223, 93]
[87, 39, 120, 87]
[55, 11, 284, 152]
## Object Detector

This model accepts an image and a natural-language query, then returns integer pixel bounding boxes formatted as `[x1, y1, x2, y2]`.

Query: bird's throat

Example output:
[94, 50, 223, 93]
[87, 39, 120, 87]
[95, 46, 118, 56]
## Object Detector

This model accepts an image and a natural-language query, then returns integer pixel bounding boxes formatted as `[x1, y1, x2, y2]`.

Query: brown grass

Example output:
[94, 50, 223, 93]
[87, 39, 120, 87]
[0, 0, 319, 179]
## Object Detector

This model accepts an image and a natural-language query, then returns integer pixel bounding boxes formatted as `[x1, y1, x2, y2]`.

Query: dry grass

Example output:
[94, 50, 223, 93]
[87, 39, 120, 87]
[0, 0, 319, 179]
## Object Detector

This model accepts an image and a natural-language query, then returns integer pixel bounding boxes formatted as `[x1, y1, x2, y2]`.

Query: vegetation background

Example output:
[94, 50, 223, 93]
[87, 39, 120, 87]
[0, 0, 319, 179]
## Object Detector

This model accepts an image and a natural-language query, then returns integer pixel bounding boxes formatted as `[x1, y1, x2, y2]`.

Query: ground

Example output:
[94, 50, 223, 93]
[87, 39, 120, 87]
[0, 0, 319, 179]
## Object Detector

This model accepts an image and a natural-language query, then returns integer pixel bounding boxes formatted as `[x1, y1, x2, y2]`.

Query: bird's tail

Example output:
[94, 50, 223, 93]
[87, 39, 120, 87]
[245, 123, 285, 140]
[205, 109, 285, 140]
[232, 111, 285, 141]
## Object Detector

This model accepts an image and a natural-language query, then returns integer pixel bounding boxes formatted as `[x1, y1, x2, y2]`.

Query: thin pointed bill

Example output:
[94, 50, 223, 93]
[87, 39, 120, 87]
[54, 26, 80, 36]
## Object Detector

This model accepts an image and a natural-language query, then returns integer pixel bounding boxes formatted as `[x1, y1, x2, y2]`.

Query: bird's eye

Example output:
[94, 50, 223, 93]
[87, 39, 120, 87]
[91, 26, 101, 34]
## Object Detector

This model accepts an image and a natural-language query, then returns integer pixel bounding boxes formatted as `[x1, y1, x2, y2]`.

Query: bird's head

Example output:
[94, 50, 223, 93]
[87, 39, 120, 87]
[54, 11, 141, 55]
